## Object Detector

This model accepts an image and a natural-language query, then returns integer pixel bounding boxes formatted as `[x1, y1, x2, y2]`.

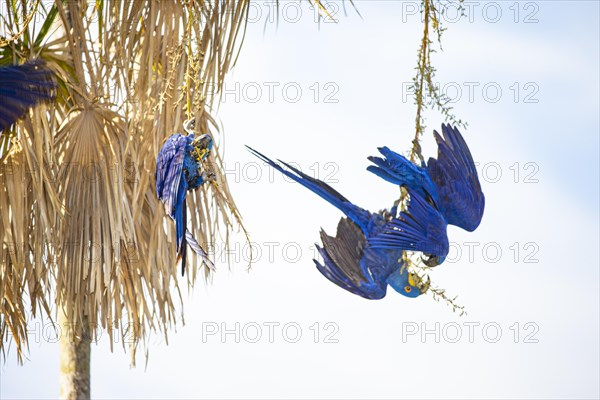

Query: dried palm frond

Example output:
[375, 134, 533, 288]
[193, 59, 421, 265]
[0, 0, 254, 364]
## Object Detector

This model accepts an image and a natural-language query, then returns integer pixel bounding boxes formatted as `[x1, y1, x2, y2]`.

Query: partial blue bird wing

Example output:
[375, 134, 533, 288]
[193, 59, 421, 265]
[156, 134, 189, 275]
[0, 60, 56, 131]
[246, 146, 371, 232]
[362, 244, 404, 289]
[367, 146, 438, 202]
[427, 124, 485, 231]
[314, 217, 388, 299]
[156, 134, 189, 216]
[368, 189, 449, 259]
[314, 247, 362, 295]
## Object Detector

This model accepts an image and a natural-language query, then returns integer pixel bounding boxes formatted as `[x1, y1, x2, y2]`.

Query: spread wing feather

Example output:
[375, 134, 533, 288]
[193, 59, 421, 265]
[427, 124, 485, 231]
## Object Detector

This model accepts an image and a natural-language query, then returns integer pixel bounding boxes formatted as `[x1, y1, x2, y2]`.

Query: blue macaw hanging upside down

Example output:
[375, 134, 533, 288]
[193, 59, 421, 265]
[367, 124, 485, 267]
[155, 119, 215, 276]
[0, 59, 56, 131]
[246, 124, 483, 300]
[247, 146, 432, 299]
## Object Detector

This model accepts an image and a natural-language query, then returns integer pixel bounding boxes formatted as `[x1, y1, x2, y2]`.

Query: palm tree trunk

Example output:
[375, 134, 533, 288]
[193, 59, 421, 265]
[59, 310, 91, 400]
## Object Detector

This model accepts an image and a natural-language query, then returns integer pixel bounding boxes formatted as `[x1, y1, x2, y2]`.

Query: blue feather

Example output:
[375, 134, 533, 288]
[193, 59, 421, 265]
[367, 146, 438, 202]
[367, 125, 485, 233]
[426, 124, 485, 231]
[246, 146, 372, 233]
[368, 189, 449, 262]
[247, 146, 427, 299]
[0, 60, 56, 131]
[156, 133, 214, 275]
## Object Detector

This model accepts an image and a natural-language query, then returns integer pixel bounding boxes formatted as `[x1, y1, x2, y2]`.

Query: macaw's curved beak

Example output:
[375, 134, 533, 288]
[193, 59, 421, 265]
[184, 118, 196, 134]
[422, 254, 441, 268]
[193, 134, 213, 150]
[191, 134, 213, 162]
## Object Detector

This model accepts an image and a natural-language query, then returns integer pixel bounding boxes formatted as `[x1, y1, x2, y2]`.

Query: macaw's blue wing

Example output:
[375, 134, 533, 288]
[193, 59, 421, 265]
[314, 217, 391, 299]
[427, 124, 485, 232]
[156, 135, 189, 274]
[156, 134, 189, 213]
[367, 146, 438, 203]
[315, 217, 424, 299]
[0, 60, 56, 131]
[246, 146, 371, 233]
[368, 189, 449, 265]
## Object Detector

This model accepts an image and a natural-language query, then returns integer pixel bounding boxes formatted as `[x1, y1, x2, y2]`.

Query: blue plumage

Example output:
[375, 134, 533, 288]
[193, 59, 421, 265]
[368, 146, 439, 203]
[368, 124, 484, 231]
[367, 124, 485, 266]
[427, 124, 485, 232]
[0, 59, 56, 131]
[368, 188, 449, 266]
[247, 146, 428, 299]
[156, 132, 214, 275]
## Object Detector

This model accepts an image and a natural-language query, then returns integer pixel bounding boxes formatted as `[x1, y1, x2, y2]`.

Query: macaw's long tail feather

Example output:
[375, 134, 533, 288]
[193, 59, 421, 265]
[367, 146, 437, 201]
[0, 59, 57, 131]
[174, 196, 188, 275]
[246, 145, 370, 230]
[179, 237, 187, 276]
[185, 229, 215, 272]
[179, 202, 188, 276]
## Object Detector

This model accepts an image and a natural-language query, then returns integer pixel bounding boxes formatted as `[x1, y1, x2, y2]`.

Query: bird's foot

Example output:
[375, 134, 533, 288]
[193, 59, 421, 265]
[202, 170, 216, 183]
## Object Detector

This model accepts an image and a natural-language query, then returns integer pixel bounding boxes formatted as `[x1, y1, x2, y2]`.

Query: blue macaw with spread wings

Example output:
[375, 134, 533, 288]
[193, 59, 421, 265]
[155, 120, 215, 275]
[247, 146, 436, 299]
[367, 124, 485, 266]
[0, 59, 56, 131]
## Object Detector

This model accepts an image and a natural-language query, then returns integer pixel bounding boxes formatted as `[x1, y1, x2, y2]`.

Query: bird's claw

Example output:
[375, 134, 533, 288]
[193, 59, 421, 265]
[203, 171, 216, 183]
[193, 148, 207, 162]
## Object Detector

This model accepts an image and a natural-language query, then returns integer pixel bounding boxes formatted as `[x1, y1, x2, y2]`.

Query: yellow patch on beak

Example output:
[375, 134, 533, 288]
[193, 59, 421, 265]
[408, 273, 416, 287]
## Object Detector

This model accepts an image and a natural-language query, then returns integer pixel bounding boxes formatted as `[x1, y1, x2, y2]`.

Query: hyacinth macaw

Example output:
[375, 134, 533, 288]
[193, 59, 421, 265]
[155, 121, 215, 275]
[247, 146, 435, 299]
[0, 59, 56, 131]
[367, 124, 485, 266]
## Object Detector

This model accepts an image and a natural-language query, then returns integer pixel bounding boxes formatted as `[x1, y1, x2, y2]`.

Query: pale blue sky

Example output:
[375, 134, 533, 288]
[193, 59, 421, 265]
[1, 1, 599, 398]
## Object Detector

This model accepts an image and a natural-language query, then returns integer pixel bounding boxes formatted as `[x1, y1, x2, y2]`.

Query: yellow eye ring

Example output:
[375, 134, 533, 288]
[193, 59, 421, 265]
[404, 286, 412, 293]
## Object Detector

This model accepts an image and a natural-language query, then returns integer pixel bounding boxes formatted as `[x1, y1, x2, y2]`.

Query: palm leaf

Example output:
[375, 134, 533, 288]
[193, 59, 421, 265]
[0, 0, 254, 364]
